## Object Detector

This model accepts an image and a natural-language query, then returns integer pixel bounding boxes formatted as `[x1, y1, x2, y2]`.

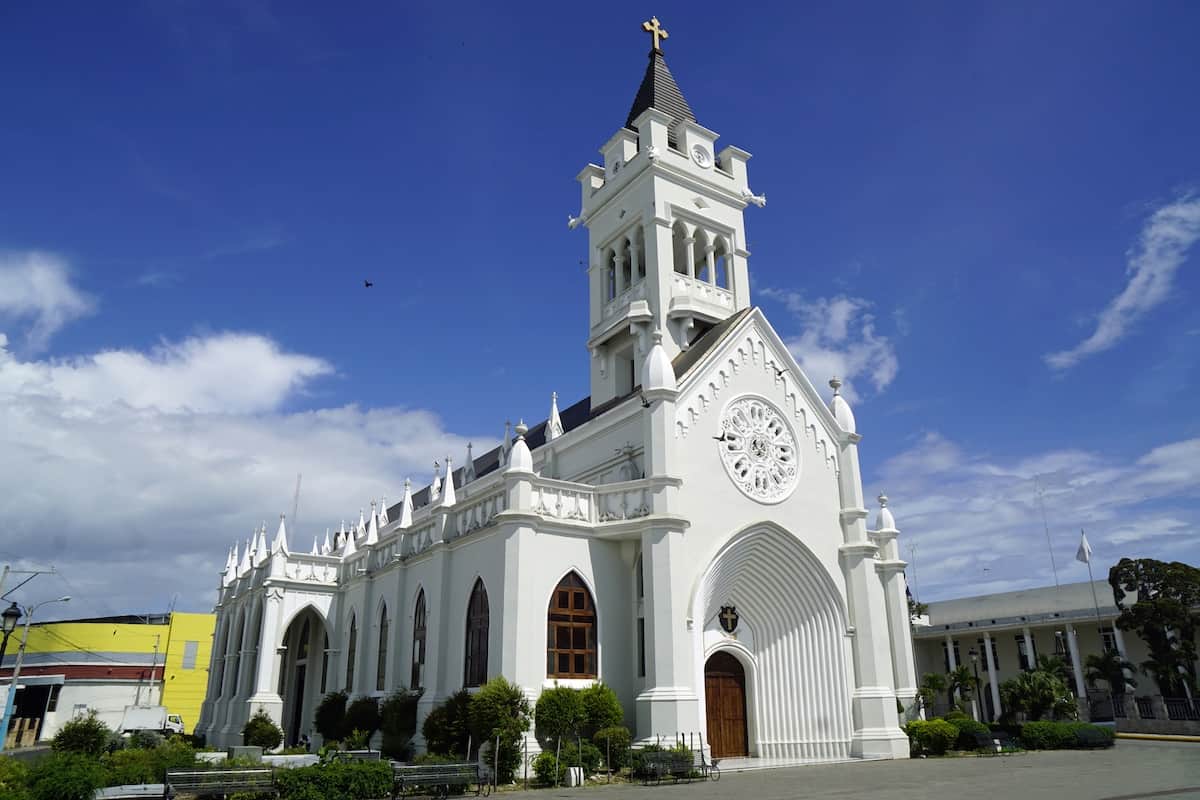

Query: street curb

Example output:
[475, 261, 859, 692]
[1115, 732, 1200, 743]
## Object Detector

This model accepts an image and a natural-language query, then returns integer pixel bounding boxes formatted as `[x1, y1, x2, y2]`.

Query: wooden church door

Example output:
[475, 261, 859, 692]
[704, 651, 748, 758]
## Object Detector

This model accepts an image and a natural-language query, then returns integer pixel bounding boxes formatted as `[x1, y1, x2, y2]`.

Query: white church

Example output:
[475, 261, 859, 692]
[195, 19, 916, 764]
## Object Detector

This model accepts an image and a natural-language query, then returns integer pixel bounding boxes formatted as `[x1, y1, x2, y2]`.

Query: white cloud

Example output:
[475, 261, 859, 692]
[871, 432, 1200, 602]
[0, 251, 96, 351]
[761, 289, 899, 402]
[0, 332, 481, 616]
[1045, 194, 1200, 370]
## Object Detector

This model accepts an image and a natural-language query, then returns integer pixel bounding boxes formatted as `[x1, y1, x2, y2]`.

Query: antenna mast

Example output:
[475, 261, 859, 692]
[1035, 475, 1061, 592]
[291, 473, 302, 531]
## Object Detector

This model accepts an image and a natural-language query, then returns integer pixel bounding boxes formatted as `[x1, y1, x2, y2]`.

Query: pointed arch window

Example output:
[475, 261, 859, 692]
[464, 579, 490, 687]
[214, 622, 230, 696]
[320, 634, 329, 694]
[411, 590, 427, 689]
[377, 604, 390, 691]
[345, 614, 357, 692]
[547, 572, 597, 678]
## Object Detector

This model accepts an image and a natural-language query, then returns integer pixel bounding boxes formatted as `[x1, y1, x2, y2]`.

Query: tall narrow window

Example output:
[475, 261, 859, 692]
[377, 605, 390, 691]
[547, 572, 597, 678]
[464, 579, 490, 687]
[320, 634, 329, 694]
[213, 623, 229, 695]
[345, 615, 357, 692]
[411, 591, 427, 689]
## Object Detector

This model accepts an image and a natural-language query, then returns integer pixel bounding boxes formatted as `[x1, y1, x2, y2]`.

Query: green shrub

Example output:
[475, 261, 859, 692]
[904, 719, 958, 756]
[344, 696, 381, 739]
[421, 690, 472, 757]
[532, 750, 562, 786]
[469, 676, 532, 784]
[51, 711, 113, 757]
[380, 690, 422, 761]
[534, 686, 585, 746]
[242, 710, 283, 750]
[314, 691, 349, 743]
[592, 726, 632, 769]
[342, 729, 371, 750]
[0, 756, 31, 800]
[1019, 721, 1113, 750]
[942, 708, 968, 722]
[103, 738, 199, 785]
[126, 729, 164, 750]
[942, 716, 990, 750]
[28, 752, 106, 800]
[579, 683, 623, 737]
[630, 744, 662, 780]
[274, 761, 393, 800]
[411, 752, 463, 765]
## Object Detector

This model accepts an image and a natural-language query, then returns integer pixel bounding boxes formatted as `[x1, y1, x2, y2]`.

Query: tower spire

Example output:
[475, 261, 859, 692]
[626, 19, 695, 144]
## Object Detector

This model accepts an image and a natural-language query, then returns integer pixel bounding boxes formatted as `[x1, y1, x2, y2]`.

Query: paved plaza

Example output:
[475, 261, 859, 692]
[517, 741, 1199, 800]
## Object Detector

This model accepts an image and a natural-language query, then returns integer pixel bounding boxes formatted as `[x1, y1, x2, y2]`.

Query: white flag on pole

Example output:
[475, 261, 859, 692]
[1076, 530, 1092, 564]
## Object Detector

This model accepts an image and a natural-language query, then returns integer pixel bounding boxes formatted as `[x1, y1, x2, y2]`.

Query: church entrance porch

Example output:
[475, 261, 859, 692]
[278, 607, 329, 747]
[704, 651, 748, 758]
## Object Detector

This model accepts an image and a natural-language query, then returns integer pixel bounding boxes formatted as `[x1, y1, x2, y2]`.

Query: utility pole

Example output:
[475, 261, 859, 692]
[0, 596, 71, 752]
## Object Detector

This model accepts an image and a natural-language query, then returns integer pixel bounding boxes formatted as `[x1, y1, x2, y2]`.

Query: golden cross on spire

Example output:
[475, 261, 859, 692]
[642, 16, 669, 51]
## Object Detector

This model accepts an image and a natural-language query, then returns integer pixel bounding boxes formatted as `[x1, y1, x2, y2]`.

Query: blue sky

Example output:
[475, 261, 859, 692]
[1, 1, 1198, 615]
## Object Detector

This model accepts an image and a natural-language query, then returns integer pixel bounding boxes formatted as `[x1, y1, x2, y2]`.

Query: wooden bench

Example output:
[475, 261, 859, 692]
[640, 751, 695, 785]
[330, 749, 383, 762]
[164, 767, 276, 799]
[392, 762, 490, 799]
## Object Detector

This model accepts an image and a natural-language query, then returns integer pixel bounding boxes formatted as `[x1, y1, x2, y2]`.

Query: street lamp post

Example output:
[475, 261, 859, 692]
[968, 648, 982, 721]
[0, 596, 70, 752]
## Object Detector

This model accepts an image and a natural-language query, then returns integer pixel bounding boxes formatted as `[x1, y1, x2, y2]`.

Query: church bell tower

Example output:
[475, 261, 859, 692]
[574, 17, 763, 407]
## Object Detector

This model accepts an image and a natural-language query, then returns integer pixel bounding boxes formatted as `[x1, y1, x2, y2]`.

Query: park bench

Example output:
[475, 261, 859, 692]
[392, 762, 490, 799]
[640, 750, 695, 785]
[164, 767, 276, 799]
[971, 731, 1001, 754]
[1074, 727, 1112, 749]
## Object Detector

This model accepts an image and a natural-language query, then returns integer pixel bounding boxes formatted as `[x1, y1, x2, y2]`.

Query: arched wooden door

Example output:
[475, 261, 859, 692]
[705, 651, 748, 758]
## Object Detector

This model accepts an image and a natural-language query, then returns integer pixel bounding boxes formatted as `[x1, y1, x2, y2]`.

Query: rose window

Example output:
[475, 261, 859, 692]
[717, 396, 800, 503]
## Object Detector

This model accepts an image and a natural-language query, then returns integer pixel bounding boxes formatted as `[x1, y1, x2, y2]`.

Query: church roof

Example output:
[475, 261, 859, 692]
[391, 310, 747, 517]
[625, 48, 696, 145]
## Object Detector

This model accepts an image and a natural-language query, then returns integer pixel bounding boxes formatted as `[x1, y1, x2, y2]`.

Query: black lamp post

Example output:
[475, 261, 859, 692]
[968, 647, 982, 721]
[0, 602, 21, 668]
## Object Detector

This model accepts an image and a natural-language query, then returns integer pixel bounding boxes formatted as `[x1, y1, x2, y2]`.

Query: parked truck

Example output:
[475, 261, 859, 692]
[119, 705, 184, 736]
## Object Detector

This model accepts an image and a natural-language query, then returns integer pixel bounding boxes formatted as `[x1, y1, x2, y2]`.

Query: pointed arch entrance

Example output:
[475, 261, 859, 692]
[278, 606, 329, 746]
[705, 651, 748, 758]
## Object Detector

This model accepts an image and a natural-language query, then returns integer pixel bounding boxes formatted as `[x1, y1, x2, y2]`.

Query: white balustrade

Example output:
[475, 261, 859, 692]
[595, 480, 652, 522]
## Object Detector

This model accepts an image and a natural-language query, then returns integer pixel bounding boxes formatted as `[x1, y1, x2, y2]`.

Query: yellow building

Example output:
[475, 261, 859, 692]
[0, 611, 214, 746]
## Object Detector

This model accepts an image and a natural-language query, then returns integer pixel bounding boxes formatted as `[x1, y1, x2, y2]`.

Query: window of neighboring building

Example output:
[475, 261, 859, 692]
[46, 685, 62, 712]
[181, 640, 199, 670]
[547, 572, 597, 679]
[411, 590, 427, 689]
[1101, 627, 1117, 654]
[377, 605, 390, 692]
[941, 639, 961, 673]
[345, 615, 357, 692]
[463, 579, 490, 687]
[1016, 634, 1032, 671]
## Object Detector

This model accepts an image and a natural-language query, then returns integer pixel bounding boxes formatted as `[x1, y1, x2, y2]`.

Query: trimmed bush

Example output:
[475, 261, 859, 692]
[904, 719, 958, 756]
[380, 690, 421, 761]
[534, 686, 585, 746]
[51, 711, 113, 757]
[314, 691, 349, 743]
[532, 740, 602, 785]
[274, 761, 393, 800]
[422, 690, 472, 757]
[469, 676, 532, 784]
[592, 726, 632, 770]
[579, 683, 623, 737]
[1019, 721, 1113, 750]
[28, 752, 106, 800]
[344, 696, 382, 739]
[242, 710, 284, 750]
[0, 756, 31, 800]
[630, 743, 662, 780]
[942, 716, 990, 750]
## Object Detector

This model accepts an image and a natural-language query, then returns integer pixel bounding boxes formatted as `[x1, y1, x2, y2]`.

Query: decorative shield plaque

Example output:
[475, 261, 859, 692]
[719, 605, 739, 634]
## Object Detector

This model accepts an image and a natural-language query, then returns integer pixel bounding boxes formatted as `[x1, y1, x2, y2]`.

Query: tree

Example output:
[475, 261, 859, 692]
[468, 677, 532, 784]
[314, 691, 349, 743]
[242, 711, 283, 750]
[1084, 651, 1137, 696]
[917, 673, 946, 715]
[1109, 558, 1200, 696]
[1036, 655, 1073, 691]
[998, 670, 1076, 722]
[947, 664, 978, 710]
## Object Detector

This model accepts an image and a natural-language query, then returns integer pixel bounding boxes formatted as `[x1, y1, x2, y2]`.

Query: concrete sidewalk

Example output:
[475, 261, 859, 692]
[506, 741, 1200, 800]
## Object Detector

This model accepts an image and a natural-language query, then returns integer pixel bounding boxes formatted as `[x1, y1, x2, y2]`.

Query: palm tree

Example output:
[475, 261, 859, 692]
[917, 673, 946, 715]
[1084, 651, 1136, 696]
[1036, 655, 1073, 688]
[948, 664, 978, 711]
[999, 670, 1077, 722]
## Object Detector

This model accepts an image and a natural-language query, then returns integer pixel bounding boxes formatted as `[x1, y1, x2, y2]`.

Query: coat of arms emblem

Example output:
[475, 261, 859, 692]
[719, 605, 739, 634]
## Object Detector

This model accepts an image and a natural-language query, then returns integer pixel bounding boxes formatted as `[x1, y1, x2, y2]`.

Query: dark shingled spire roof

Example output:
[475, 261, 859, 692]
[625, 49, 696, 146]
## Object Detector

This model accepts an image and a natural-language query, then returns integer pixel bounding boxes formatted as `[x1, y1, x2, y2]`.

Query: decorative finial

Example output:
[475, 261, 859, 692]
[652, 330, 664, 345]
[878, 492, 888, 508]
[829, 377, 842, 395]
[404, 477, 411, 488]
[642, 16, 669, 51]
[515, 419, 528, 438]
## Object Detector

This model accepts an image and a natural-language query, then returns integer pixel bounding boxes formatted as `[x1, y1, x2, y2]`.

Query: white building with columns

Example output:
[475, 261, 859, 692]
[195, 21, 916, 764]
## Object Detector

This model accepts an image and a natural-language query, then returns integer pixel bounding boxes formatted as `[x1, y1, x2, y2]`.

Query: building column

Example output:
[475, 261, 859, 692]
[983, 635, 1000, 722]
[628, 233, 641, 282]
[1065, 624, 1089, 721]
[1022, 626, 1036, 669]
[248, 590, 285, 726]
[683, 237, 696, 279]
[614, 253, 626, 296]
[945, 633, 958, 671]
[704, 245, 716, 285]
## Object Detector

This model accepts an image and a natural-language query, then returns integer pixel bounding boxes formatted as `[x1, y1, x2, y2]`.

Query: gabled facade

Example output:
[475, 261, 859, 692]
[196, 21, 915, 765]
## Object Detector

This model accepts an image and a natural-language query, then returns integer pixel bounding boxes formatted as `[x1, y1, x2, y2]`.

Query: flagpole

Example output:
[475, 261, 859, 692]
[1036, 476, 1061, 592]
[1079, 529, 1113, 721]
